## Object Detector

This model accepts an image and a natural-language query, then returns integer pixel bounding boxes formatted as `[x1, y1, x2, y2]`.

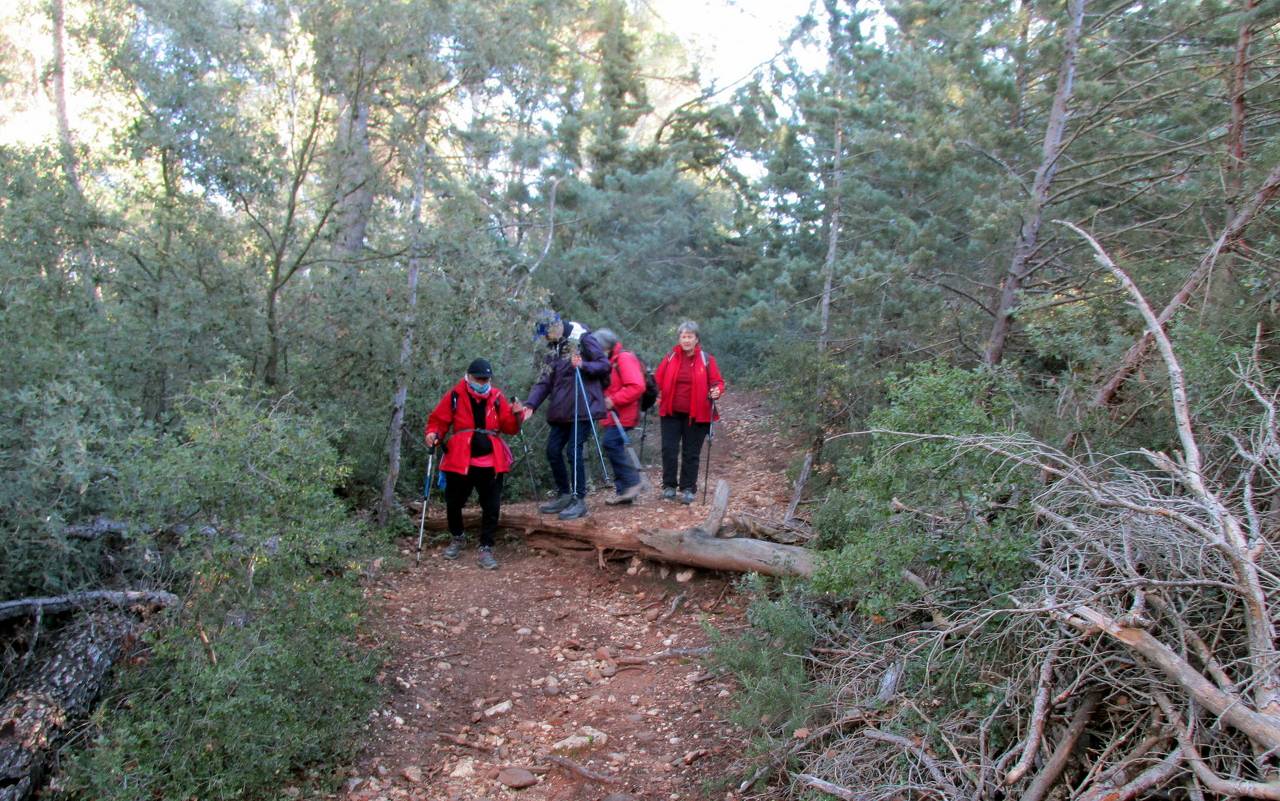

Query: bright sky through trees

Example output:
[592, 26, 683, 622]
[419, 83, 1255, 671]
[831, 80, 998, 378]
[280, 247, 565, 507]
[647, 0, 823, 93]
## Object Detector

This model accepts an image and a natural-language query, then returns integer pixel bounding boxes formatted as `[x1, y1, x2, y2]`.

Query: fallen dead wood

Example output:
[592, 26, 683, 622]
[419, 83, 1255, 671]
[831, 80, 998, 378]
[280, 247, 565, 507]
[0, 610, 136, 801]
[62, 517, 131, 540]
[795, 774, 859, 800]
[784, 451, 814, 524]
[637, 527, 813, 578]
[615, 646, 710, 665]
[540, 754, 621, 784]
[697, 480, 730, 536]
[0, 590, 178, 623]
[724, 513, 812, 544]
[415, 481, 815, 578]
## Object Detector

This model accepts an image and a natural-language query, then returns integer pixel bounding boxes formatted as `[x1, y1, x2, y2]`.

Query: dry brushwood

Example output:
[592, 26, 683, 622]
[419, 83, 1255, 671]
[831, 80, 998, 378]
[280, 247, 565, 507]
[775, 229, 1280, 800]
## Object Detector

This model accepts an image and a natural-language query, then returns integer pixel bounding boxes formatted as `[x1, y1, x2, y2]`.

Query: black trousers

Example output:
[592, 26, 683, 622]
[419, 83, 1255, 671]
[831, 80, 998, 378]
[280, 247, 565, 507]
[660, 413, 710, 492]
[444, 467, 503, 547]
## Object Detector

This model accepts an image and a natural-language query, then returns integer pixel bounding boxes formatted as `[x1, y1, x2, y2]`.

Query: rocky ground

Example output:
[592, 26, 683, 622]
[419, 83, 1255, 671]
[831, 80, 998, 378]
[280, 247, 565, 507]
[337, 393, 800, 801]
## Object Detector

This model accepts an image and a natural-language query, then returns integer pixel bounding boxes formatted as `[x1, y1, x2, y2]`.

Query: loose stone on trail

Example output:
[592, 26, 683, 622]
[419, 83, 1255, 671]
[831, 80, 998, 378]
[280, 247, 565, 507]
[497, 767, 538, 789]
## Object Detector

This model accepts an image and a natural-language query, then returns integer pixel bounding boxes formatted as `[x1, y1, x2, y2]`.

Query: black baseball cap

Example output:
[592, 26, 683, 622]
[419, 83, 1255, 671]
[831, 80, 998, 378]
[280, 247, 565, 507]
[467, 358, 493, 378]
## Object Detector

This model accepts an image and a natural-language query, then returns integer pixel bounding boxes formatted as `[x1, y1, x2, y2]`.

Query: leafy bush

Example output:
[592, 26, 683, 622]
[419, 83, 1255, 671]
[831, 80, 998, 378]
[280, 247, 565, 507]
[0, 366, 137, 599]
[59, 376, 380, 801]
[709, 577, 830, 759]
[811, 363, 1035, 614]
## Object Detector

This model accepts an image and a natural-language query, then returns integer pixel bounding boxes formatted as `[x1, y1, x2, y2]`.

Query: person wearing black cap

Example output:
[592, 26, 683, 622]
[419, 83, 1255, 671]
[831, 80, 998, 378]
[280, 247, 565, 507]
[424, 359, 524, 570]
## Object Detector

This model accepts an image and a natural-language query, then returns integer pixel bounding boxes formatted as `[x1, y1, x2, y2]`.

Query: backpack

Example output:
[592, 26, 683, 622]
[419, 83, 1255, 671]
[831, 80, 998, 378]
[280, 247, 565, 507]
[637, 356, 659, 412]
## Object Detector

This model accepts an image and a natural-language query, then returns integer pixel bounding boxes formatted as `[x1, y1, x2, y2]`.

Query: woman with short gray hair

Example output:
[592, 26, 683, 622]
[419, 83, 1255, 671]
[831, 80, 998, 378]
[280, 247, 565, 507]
[652, 321, 726, 504]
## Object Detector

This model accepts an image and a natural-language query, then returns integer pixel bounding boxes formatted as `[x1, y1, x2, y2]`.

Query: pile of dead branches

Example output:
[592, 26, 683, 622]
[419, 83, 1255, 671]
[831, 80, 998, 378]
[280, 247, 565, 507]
[777, 246, 1280, 800]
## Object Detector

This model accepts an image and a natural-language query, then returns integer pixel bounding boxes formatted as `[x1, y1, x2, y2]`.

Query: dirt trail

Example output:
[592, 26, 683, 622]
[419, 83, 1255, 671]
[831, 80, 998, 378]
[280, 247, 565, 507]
[342, 393, 797, 801]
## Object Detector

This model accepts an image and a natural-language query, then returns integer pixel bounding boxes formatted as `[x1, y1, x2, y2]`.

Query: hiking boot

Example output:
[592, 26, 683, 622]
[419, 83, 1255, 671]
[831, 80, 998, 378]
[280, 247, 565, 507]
[679, 489, 696, 505]
[539, 493, 575, 514]
[443, 536, 465, 560]
[605, 482, 643, 505]
[662, 486, 677, 501]
[558, 496, 589, 520]
[477, 546, 498, 571]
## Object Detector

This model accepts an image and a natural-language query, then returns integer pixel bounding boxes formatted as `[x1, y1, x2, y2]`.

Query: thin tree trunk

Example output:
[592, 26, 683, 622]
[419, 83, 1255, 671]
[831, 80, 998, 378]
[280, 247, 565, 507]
[1012, 0, 1032, 131]
[264, 278, 282, 388]
[48, 0, 83, 203]
[1092, 163, 1280, 407]
[1207, 0, 1258, 311]
[257, 99, 331, 390]
[984, 0, 1087, 367]
[818, 115, 843, 355]
[331, 87, 374, 271]
[377, 154, 427, 526]
[47, 0, 104, 310]
[1226, 1, 1257, 214]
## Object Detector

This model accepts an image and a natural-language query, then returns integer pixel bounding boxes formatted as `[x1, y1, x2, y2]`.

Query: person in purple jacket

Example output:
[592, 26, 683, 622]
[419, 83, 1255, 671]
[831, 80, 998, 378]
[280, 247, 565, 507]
[518, 311, 610, 520]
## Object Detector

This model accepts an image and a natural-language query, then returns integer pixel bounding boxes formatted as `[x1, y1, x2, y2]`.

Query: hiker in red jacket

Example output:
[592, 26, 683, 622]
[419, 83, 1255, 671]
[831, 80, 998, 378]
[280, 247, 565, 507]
[654, 321, 725, 504]
[593, 328, 645, 505]
[424, 358, 523, 570]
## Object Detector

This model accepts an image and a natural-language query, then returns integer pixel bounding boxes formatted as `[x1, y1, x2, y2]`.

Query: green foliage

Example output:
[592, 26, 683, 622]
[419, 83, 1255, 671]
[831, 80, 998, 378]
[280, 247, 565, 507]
[811, 363, 1035, 614]
[114, 375, 359, 565]
[709, 577, 829, 751]
[0, 366, 137, 598]
[59, 376, 379, 801]
[64, 579, 374, 801]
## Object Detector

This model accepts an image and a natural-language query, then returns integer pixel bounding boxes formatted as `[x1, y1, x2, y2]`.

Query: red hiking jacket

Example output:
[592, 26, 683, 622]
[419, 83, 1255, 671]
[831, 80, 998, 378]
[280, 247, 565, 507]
[603, 342, 646, 428]
[424, 378, 522, 474]
[654, 344, 725, 423]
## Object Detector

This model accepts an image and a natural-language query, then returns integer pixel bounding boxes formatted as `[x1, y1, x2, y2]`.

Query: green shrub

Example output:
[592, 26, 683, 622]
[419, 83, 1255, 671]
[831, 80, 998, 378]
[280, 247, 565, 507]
[0, 366, 137, 598]
[709, 577, 830, 757]
[66, 577, 374, 801]
[811, 363, 1035, 613]
[59, 376, 380, 801]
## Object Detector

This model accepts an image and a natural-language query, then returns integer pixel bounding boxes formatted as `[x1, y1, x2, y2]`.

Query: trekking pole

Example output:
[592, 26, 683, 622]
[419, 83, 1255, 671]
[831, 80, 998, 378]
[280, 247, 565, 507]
[415, 447, 438, 565]
[575, 367, 610, 483]
[702, 399, 717, 505]
[513, 398, 540, 498]
[572, 372, 579, 497]
[638, 407, 649, 463]
[610, 409, 650, 491]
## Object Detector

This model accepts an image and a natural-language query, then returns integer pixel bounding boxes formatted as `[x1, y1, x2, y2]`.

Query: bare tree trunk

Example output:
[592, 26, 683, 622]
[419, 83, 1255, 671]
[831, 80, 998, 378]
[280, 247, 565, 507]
[1092, 163, 1280, 407]
[257, 100, 332, 389]
[0, 590, 176, 622]
[818, 116, 843, 355]
[1206, 0, 1258, 311]
[983, 0, 1086, 367]
[264, 279, 283, 388]
[377, 154, 427, 526]
[1012, 0, 1032, 131]
[48, 0, 83, 204]
[330, 87, 374, 270]
[46, 0, 104, 310]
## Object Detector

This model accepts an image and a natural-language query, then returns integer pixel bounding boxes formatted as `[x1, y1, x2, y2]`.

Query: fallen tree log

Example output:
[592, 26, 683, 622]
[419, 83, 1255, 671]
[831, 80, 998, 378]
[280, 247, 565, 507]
[0, 590, 178, 623]
[0, 610, 135, 801]
[414, 480, 814, 578]
[723, 513, 813, 544]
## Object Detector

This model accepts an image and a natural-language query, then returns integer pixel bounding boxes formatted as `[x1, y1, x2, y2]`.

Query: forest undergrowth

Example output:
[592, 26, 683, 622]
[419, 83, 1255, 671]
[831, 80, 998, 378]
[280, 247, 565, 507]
[718, 258, 1280, 801]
